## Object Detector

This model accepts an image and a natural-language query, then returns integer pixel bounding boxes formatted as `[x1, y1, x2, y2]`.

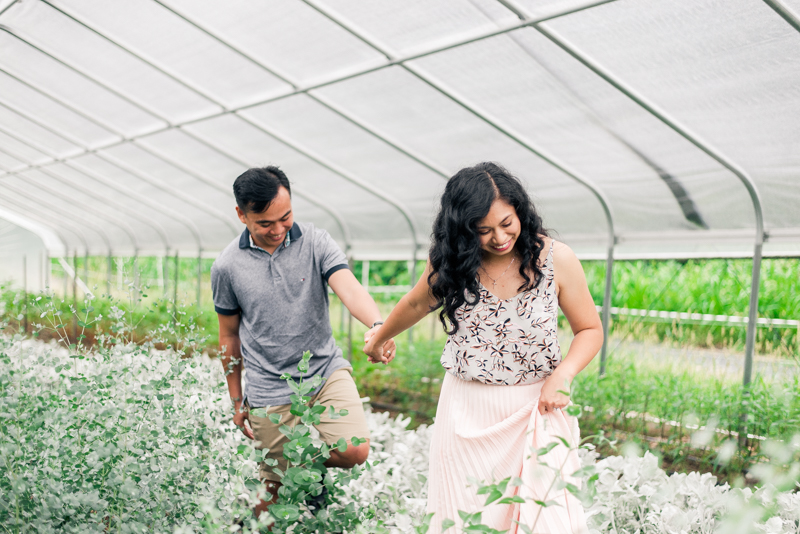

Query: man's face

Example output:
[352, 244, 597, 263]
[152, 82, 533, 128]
[236, 186, 293, 251]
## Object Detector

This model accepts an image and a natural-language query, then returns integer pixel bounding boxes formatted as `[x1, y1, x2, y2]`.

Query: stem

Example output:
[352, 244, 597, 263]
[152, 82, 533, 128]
[528, 445, 574, 533]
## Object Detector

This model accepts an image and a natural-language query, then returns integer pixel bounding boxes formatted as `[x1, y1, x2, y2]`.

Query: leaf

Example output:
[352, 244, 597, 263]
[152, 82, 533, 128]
[536, 442, 558, 457]
[336, 438, 348, 453]
[554, 436, 572, 449]
[441, 518, 456, 532]
[483, 488, 503, 506]
[570, 465, 596, 478]
[509, 476, 525, 487]
[250, 408, 269, 419]
[269, 504, 300, 522]
[497, 496, 526, 504]
[268, 413, 282, 425]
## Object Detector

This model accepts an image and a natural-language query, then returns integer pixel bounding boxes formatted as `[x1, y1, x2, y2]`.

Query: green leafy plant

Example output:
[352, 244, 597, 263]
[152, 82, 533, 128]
[258, 351, 377, 534]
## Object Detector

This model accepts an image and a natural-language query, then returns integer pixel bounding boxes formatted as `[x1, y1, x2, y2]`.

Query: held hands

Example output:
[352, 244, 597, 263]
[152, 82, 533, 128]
[363, 325, 396, 365]
[537, 369, 572, 416]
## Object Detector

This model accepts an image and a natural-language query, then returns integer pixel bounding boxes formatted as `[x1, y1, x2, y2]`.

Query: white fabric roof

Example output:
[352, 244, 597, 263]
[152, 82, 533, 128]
[0, 0, 799, 260]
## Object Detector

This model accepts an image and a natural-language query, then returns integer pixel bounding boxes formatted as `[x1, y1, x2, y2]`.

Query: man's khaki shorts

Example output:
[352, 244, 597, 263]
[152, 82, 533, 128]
[247, 368, 370, 482]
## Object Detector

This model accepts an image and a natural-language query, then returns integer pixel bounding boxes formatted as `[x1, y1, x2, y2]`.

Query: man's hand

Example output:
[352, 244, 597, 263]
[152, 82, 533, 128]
[364, 325, 396, 365]
[233, 405, 254, 439]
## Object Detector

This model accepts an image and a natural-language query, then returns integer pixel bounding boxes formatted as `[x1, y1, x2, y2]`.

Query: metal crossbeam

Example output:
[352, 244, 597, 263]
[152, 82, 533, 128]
[301, 0, 618, 366]
[12, 169, 139, 251]
[39, 0, 417, 257]
[0, 42, 341, 251]
[0, 136, 172, 251]
[171, 128, 355, 251]
[763, 0, 800, 33]
[0, 86, 236, 240]
[0, 187, 97, 252]
[523, 12, 765, 388]
[0, 196, 80, 254]
[0, 0, 620, 175]
[154, 0, 451, 181]
[0, 106, 201, 252]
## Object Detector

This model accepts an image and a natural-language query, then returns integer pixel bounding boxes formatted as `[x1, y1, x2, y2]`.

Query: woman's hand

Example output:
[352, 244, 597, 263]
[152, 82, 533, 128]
[364, 326, 395, 365]
[537, 369, 572, 415]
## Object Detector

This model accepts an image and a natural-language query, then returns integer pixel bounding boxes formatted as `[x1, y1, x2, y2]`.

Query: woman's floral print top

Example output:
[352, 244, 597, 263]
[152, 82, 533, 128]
[440, 240, 562, 385]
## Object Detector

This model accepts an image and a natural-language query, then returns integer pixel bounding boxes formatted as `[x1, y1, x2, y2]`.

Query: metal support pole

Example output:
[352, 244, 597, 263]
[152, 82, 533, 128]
[72, 251, 78, 342]
[83, 250, 89, 291]
[133, 254, 140, 292]
[173, 251, 179, 318]
[408, 258, 418, 346]
[196, 249, 202, 308]
[116, 257, 123, 292]
[44, 251, 50, 290]
[163, 249, 170, 298]
[362, 260, 370, 290]
[106, 252, 112, 296]
[743, 247, 764, 387]
[22, 254, 28, 334]
[62, 251, 68, 298]
[347, 257, 354, 361]
[599, 243, 615, 375]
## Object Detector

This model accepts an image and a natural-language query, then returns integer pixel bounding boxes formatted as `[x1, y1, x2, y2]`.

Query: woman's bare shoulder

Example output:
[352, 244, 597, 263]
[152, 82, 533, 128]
[536, 236, 576, 261]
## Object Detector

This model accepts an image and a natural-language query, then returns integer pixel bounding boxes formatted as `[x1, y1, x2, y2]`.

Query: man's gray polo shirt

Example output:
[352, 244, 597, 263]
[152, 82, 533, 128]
[211, 221, 351, 407]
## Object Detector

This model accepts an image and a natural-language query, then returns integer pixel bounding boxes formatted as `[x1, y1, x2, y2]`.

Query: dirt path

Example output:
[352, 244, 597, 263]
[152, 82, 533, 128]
[600, 336, 800, 381]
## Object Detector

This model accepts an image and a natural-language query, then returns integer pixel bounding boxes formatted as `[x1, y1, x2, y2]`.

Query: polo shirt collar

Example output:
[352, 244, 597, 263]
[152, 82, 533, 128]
[239, 223, 303, 251]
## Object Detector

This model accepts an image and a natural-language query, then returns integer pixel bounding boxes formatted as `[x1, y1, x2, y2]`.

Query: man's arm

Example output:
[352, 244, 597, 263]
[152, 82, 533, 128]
[327, 269, 383, 328]
[327, 269, 397, 363]
[218, 312, 253, 439]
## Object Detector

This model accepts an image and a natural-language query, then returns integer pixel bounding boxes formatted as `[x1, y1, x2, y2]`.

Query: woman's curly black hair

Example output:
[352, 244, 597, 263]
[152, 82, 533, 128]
[428, 162, 548, 335]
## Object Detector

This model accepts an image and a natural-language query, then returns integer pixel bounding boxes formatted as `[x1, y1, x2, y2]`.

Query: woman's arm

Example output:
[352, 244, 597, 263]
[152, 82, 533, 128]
[363, 261, 439, 364]
[538, 240, 604, 415]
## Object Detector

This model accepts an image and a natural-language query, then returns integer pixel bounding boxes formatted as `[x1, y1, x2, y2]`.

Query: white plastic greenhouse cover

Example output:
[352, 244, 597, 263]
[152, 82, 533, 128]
[0, 0, 799, 262]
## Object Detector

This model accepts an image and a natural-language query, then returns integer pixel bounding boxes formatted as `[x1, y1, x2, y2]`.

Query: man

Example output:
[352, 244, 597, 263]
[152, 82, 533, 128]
[211, 166, 395, 517]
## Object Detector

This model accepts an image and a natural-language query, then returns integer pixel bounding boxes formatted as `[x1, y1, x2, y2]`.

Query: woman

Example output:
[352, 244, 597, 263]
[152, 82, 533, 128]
[364, 162, 603, 533]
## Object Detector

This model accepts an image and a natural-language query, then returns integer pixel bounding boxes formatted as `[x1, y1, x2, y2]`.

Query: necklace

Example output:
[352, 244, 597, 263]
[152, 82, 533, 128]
[481, 254, 516, 289]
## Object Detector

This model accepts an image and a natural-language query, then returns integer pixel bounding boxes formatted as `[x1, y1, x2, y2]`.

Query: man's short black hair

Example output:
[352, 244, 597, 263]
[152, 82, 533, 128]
[233, 166, 291, 213]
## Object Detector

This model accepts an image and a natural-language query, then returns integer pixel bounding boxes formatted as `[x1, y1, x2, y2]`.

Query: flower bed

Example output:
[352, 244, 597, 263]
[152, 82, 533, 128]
[2, 335, 798, 533]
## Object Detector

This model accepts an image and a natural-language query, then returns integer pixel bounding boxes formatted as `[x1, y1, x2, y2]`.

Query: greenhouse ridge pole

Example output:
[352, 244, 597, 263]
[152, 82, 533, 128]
[528, 23, 765, 388]
[0, 10, 353, 253]
[35, 0, 397, 255]
[174, 129, 354, 252]
[0, 182, 107, 254]
[0, 136, 173, 252]
[0, 0, 622, 177]
[763, 0, 800, 33]
[301, 0, 616, 365]
[0, 95, 234, 238]
[0, 198, 80, 261]
[152, 0, 452, 181]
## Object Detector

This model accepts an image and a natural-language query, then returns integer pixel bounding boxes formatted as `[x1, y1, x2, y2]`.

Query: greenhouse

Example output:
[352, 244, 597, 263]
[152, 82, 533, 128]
[1, 0, 799, 532]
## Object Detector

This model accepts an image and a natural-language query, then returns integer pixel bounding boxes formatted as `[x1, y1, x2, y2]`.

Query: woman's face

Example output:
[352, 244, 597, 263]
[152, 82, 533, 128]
[476, 198, 521, 257]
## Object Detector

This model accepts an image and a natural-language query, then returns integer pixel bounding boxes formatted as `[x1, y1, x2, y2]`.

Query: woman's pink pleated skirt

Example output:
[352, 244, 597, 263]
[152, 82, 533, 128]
[426, 372, 588, 534]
